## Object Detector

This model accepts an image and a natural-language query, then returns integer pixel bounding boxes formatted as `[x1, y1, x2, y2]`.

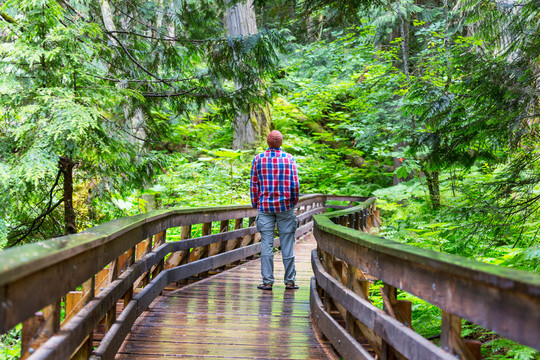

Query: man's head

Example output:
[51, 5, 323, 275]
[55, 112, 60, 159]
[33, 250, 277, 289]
[267, 130, 283, 148]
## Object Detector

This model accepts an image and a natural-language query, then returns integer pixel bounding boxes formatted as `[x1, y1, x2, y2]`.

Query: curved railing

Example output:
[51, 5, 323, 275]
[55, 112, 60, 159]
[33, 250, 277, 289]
[310, 198, 540, 360]
[0, 194, 367, 360]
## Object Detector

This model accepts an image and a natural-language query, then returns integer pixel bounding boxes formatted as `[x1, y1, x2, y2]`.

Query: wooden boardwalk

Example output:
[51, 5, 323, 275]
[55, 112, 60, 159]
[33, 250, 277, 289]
[115, 234, 336, 359]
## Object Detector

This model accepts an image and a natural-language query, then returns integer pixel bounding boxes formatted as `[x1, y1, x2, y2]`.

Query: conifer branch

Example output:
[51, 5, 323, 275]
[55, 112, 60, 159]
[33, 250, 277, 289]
[84, 72, 206, 83]
[59, 0, 92, 22]
[106, 30, 216, 44]
[0, 11, 17, 24]
[104, 31, 174, 88]
[9, 169, 63, 247]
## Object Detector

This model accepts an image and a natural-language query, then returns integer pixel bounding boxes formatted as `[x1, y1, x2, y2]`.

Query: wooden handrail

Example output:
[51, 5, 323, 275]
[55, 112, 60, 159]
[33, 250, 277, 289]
[311, 197, 540, 360]
[0, 194, 338, 359]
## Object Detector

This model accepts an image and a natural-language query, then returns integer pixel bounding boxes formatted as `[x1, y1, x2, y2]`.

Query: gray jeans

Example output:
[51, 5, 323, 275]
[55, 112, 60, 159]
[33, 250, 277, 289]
[255, 208, 298, 285]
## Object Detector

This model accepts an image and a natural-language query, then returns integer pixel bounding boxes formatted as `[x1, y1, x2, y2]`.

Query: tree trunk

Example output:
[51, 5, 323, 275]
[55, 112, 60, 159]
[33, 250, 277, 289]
[392, 1, 410, 184]
[424, 169, 441, 209]
[100, 0, 115, 33]
[60, 157, 77, 234]
[398, 0, 410, 81]
[100, 0, 147, 148]
[393, 143, 403, 186]
[226, 0, 272, 149]
[231, 104, 272, 150]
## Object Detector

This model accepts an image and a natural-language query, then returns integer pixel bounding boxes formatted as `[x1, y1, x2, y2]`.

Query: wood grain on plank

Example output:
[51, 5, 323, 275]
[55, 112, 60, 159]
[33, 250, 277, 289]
[115, 234, 334, 360]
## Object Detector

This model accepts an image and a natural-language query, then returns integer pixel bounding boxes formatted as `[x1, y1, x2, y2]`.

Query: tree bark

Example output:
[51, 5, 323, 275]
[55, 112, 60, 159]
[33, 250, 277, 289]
[60, 157, 77, 234]
[100, 0, 147, 147]
[398, 0, 410, 81]
[226, 0, 272, 149]
[424, 168, 441, 209]
[393, 143, 403, 186]
[392, 1, 410, 184]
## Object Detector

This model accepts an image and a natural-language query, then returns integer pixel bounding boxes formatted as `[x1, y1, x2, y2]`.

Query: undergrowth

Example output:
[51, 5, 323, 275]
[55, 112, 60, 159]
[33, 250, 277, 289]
[373, 171, 540, 359]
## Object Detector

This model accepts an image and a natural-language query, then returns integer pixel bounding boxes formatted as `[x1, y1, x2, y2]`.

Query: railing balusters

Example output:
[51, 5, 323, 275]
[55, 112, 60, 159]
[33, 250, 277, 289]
[440, 311, 481, 360]
[0, 195, 331, 359]
[312, 196, 540, 360]
[151, 230, 166, 279]
[20, 299, 61, 359]
[225, 218, 242, 255]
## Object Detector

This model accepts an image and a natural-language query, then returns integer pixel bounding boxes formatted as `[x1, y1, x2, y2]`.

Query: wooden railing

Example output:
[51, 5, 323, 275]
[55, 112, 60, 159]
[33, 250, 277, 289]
[310, 198, 540, 360]
[0, 194, 349, 360]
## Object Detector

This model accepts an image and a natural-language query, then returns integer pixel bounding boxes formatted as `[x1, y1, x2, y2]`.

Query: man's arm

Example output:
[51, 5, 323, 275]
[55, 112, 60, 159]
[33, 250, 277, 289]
[250, 157, 259, 209]
[290, 158, 299, 205]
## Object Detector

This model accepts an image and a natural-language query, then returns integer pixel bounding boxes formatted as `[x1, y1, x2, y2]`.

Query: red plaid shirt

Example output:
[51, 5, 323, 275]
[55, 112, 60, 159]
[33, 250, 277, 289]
[250, 148, 299, 213]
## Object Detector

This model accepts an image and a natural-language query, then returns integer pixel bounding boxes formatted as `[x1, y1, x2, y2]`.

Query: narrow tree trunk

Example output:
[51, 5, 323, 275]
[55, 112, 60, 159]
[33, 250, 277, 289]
[393, 1, 409, 184]
[398, 1, 410, 81]
[443, 0, 452, 90]
[424, 169, 441, 209]
[393, 143, 403, 186]
[226, 0, 272, 149]
[60, 157, 77, 234]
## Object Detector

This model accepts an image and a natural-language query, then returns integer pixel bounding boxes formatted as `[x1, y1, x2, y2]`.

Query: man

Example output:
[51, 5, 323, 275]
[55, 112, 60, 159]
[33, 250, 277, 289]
[250, 130, 300, 291]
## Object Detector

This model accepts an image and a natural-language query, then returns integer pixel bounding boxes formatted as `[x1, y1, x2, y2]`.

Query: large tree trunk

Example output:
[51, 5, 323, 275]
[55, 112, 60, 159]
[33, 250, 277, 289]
[226, 0, 272, 149]
[100, 0, 147, 147]
[60, 157, 77, 234]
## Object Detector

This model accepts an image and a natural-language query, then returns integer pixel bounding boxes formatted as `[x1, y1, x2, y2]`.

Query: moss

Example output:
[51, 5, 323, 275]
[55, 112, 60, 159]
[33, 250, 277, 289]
[314, 209, 540, 289]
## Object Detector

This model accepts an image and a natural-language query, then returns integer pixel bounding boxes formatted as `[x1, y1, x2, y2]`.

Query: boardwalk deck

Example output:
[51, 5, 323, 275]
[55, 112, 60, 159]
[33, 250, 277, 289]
[115, 234, 336, 359]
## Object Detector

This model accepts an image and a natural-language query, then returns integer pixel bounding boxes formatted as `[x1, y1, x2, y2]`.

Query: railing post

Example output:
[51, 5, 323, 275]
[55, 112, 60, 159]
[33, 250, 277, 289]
[21, 299, 61, 359]
[122, 247, 136, 307]
[181, 225, 192, 247]
[63, 277, 95, 359]
[101, 259, 120, 334]
[379, 283, 414, 359]
[345, 264, 382, 355]
[321, 252, 337, 315]
[165, 225, 191, 274]
[208, 220, 229, 274]
[207, 221, 227, 259]
[348, 213, 354, 229]
[362, 209, 368, 230]
[380, 284, 399, 360]
[190, 223, 211, 277]
[225, 218, 242, 259]
[372, 202, 381, 227]
[151, 231, 166, 278]
[441, 311, 481, 360]
[178, 225, 192, 284]
[248, 216, 260, 259]
[138, 237, 152, 287]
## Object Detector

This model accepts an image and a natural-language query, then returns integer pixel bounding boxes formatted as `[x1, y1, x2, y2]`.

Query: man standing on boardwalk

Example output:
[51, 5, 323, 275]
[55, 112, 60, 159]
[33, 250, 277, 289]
[250, 130, 300, 291]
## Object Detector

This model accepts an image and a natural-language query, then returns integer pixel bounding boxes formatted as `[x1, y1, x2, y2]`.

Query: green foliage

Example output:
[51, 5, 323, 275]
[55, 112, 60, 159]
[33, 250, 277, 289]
[0, 324, 21, 360]
[1, 1, 540, 358]
[484, 339, 539, 360]
[375, 174, 540, 358]
[0, 0, 287, 246]
[376, 170, 540, 271]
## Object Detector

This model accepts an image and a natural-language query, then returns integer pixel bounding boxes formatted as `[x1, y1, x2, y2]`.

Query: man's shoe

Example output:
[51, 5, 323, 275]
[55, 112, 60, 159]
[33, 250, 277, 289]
[257, 283, 273, 291]
[285, 282, 299, 290]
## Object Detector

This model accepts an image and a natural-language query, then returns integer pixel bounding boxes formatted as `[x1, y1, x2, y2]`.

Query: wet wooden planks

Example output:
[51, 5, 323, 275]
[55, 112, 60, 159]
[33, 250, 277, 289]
[116, 234, 335, 359]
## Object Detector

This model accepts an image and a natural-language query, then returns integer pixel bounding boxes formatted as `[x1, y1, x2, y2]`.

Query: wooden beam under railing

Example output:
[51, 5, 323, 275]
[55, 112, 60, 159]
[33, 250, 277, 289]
[311, 199, 540, 359]
[0, 194, 328, 359]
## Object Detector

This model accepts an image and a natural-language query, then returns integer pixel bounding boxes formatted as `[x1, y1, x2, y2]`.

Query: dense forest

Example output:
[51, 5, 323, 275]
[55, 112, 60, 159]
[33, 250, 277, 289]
[1, 0, 539, 358]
